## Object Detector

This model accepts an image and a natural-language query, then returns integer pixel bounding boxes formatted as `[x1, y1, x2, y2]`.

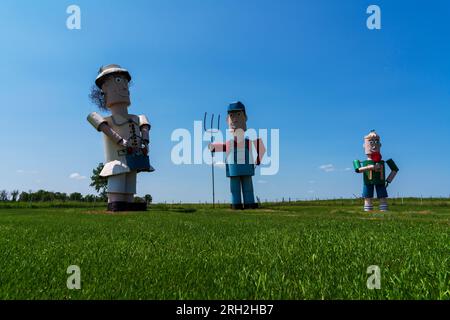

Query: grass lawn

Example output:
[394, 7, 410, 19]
[0, 200, 448, 300]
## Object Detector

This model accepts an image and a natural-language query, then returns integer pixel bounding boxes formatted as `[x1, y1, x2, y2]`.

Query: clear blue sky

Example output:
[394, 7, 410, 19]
[1, 0, 449, 202]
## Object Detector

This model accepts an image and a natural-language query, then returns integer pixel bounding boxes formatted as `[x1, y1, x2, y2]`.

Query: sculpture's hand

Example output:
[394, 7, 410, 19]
[118, 138, 130, 148]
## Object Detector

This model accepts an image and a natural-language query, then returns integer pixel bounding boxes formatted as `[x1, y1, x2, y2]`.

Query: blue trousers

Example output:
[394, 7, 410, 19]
[362, 184, 388, 199]
[230, 176, 255, 205]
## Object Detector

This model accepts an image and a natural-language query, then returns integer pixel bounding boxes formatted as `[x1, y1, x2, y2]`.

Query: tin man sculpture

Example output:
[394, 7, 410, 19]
[353, 130, 399, 212]
[209, 101, 266, 210]
[87, 64, 154, 212]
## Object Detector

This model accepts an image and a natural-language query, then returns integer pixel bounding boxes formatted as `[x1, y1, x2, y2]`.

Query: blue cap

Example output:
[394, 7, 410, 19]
[227, 101, 246, 114]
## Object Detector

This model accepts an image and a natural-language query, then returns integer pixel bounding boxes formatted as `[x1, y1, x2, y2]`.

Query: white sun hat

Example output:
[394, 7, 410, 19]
[95, 64, 132, 88]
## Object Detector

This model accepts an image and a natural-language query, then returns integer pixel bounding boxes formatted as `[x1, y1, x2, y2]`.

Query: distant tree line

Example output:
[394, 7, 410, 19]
[0, 189, 107, 203]
[0, 164, 154, 204]
[0, 189, 153, 204]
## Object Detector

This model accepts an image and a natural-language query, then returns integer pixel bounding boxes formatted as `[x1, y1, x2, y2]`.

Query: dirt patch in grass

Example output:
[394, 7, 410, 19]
[415, 210, 433, 215]
[83, 210, 139, 215]
[330, 209, 358, 215]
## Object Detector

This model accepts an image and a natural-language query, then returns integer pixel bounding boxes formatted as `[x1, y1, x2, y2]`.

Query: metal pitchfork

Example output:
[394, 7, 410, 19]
[204, 112, 221, 208]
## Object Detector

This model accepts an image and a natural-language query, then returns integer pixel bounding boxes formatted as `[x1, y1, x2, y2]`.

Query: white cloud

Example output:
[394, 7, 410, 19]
[17, 169, 38, 174]
[344, 168, 352, 171]
[257, 180, 268, 184]
[308, 180, 316, 184]
[319, 164, 335, 172]
[69, 173, 87, 180]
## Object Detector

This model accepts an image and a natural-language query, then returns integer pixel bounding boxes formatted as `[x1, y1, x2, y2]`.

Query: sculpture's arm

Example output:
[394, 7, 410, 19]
[358, 165, 375, 173]
[87, 112, 128, 147]
[253, 138, 266, 165]
[386, 159, 399, 184]
[209, 142, 226, 153]
[353, 160, 374, 173]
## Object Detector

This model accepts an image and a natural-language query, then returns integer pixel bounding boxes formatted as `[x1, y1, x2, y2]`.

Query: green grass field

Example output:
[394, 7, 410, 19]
[0, 199, 448, 300]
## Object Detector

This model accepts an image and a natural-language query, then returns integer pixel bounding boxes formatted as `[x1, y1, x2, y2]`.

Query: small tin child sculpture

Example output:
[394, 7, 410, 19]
[353, 130, 399, 212]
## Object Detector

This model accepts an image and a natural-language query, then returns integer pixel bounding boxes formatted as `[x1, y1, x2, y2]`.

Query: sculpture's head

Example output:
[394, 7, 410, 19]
[227, 101, 248, 133]
[364, 130, 382, 161]
[90, 64, 132, 110]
